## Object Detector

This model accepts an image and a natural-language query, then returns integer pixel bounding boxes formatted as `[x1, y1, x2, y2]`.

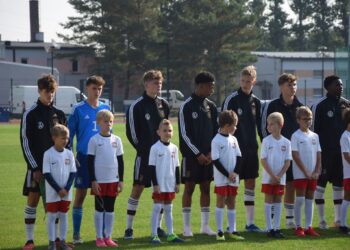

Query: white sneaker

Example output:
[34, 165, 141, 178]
[183, 227, 193, 237]
[285, 221, 296, 229]
[318, 220, 329, 229]
[200, 226, 216, 236]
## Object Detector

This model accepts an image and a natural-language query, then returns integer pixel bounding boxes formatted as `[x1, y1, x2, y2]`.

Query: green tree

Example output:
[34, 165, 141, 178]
[334, 0, 348, 48]
[249, 0, 269, 50]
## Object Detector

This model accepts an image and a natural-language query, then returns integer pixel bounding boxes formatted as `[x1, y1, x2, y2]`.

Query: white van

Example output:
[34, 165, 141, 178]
[11, 85, 86, 115]
[160, 90, 185, 109]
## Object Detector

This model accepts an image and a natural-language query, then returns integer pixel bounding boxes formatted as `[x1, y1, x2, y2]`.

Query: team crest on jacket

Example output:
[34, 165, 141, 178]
[237, 108, 243, 116]
[65, 159, 71, 165]
[145, 113, 151, 120]
[327, 110, 334, 117]
[37, 121, 44, 129]
[192, 112, 198, 119]
[112, 142, 118, 148]
[281, 145, 286, 152]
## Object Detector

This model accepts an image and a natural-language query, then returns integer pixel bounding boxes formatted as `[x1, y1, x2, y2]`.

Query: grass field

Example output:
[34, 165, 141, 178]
[0, 123, 349, 250]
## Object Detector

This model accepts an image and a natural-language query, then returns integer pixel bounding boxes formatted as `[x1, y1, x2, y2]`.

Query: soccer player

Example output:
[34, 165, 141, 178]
[68, 75, 110, 243]
[312, 75, 350, 229]
[88, 110, 124, 247]
[261, 73, 302, 228]
[124, 70, 170, 239]
[211, 110, 245, 241]
[149, 119, 184, 244]
[179, 71, 218, 237]
[261, 112, 292, 238]
[20, 75, 66, 250]
[340, 109, 350, 235]
[222, 65, 263, 232]
[43, 124, 76, 250]
[291, 106, 321, 237]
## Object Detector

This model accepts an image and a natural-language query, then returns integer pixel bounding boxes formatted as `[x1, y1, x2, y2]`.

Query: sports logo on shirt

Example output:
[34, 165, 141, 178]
[171, 151, 176, 158]
[112, 142, 118, 148]
[281, 145, 286, 152]
[237, 108, 243, 116]
[158, 153, 164, 157]
[84, 114, 90, 119]
[145, 113, 151, 120]
[37, 121, 44, 129]
[312, 139, 317, 145]
[65, 159, 71, 165]
[232, 142, 236, 148]
[192, 112, 198, 119]
[327, 110, 334, 117]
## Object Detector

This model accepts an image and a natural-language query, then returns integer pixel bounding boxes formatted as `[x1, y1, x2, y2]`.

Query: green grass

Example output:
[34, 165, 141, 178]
[0, 123, 349, 250]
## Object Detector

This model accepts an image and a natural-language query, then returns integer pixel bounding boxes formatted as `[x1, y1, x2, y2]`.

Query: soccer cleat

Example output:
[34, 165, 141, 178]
[285, 221, 296, 229]
[167, 233, 184, 243]
[333, 220, 341, 228]
[60, 240, 73, 250]
[339, 226, 350, 235]
[245, 224, 264, 233]
[23, 240, 35, 250]
[305, 227, 320, 237]
[157, 227, 167, 238]
[72, 234, 83, 244]
[151, 235, 161, 244]
[318, 220, 328, 230]
[104, 237, 118, 247]
[200, 226, 216, 236]
[228, 231, 245, 240]
[96, 238, 107, 248]
[124, 228, 134, 240]
[295, 227, 305, 237]
[274, 229, 285, 238]
[48, 241, 56, 250]
[267, 229, 275, 238]
[183, 227, 193, 237]
[216, 231, 225, 241]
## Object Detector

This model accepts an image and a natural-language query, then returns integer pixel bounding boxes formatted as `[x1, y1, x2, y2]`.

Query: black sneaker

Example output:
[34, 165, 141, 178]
[124, 228, 134, 240]
[274, 229, 285, 238]
[267, 229, 275, 238]
[339, 226, 350, 235]
[157, 227, 167, 238]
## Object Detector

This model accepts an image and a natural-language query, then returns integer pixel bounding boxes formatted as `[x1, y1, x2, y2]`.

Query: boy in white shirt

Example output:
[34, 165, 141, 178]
[149, 119, 184, 244]
[43, 124, 76, 250]
[339, 109, 350, 235]
[291, 106, 321, 237]
[261, 112, 292, 238]
[87, 110, 124, 247]
[211, 110, 245, 241]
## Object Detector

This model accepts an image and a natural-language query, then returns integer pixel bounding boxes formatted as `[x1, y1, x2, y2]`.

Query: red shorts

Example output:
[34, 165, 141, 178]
[152, 192, 175, 201]
[344, 178, 350, 191]
[91, 182, 119, 197]
[214, 185, 238, 196]
[46, 200, 71, 213]
[261, 184, 284, 195]
[293, 179, 317, 191]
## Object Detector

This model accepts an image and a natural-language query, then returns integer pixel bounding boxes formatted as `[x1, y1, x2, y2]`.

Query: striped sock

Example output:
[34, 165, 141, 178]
[182, 207, 191, 229]
[24, 205, 36, 241]
[244, 188, 255, 226]
[126, 197, 139, 229]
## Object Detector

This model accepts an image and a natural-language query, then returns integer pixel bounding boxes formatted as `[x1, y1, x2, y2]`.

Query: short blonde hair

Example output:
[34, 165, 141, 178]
[96, 109, 114, 122]
[241, 65, 256, 79]
[158, 119, 172, 129]
[51, 124, 69, 137]
[143, 70, 163, 83]
[296, 106, 312, 120]
[267, 112, 284, 126]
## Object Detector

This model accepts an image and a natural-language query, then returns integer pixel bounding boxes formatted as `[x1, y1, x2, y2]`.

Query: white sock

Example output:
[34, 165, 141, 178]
[215, 207, 224, 233]
[164, 204, 173, 235]
[58, 212, 68, 241]
[201, 207, 210, 228]
[244, 188, 255, 226]
[315, 186, 326, 222]
[182, 207, 191, 230]
[264, 203, 273, 230]
[47, 212, 57, 241]
[274, 203, 282, 230]
[305, 199, 314, 229]
[126, 197, 139, 229]
[333, 186, 343, 223]
[94, 211, 104, 238]
[104, 212, 114, 238]
[24, 205, 36, 241]
[158, 206, 164, 228]
[285, 202, 294, 224]
[227, 209, 236, 233]
[295, 196, 305, 227]
[151, 203, 162, 236]
[341, 200, 350, 227]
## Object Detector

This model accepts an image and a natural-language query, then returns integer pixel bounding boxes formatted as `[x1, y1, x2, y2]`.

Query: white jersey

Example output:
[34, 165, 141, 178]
[43, 147, 76, 202]
[87, 133, 124, 183]
[291, 129, 321, 179]
[340, 130, 350, 179]
[149, 140, 180, 192]
[211, 133, 241, 187]
[260, 135, 292, 185]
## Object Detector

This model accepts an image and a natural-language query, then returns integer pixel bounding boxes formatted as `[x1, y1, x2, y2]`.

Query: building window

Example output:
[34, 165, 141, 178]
[313, 70, 322, 78]
[72, 59, 78, 72]
[21, 58, 28, 64]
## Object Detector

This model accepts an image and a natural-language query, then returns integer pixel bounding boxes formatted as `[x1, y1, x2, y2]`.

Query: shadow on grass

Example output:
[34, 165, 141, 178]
[3, 228, 349, 250]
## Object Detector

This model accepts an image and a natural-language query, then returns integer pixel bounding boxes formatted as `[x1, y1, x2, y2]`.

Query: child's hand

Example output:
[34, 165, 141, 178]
[154, 185, 160, 194]
[118, 182, 124, 193]
[92, 181, 101, 196]
[58, 189, 68, 198]
[305, 171, 312, 180]
[228, 172, 237, 182]
[175, 185, 180, 193]
[311, 171, 319, 180]
[272, 175, 281, 184]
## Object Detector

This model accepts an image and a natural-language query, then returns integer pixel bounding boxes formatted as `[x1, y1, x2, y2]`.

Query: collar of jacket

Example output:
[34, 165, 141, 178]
[278, 94, 301, 107]
[143, 91, 158, 102]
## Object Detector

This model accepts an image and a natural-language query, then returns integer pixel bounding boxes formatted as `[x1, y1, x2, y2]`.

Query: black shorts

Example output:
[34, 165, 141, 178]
[318, 150, 343, 187]
[286, 161, 294, 182]
[133, 154, 152, 188]
[181, 156, 213, 184]
[22, 169, 41, 196]
[239, 149, 259, 180]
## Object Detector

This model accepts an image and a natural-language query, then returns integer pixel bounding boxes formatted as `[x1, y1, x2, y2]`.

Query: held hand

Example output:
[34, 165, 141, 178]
[228, 172, 236, 182]
[305, 171, 312, 180]
[33, 170, 42, 183]
[272, 175, 281, 184]
[154, 185, 160, 194]
[311, 171, 319, 180]
[197, 154, 208, 165]
[175, 185, 180, 193]
[205, 153, 212, 165]
[92, 181, 101, 196]
[118, 182, 124, 193]
[58, 189, 68, 198]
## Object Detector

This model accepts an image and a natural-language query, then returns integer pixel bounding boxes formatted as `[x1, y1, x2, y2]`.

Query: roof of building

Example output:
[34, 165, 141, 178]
[252, 51, 336, 59]
[2, 41, 91, 50]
